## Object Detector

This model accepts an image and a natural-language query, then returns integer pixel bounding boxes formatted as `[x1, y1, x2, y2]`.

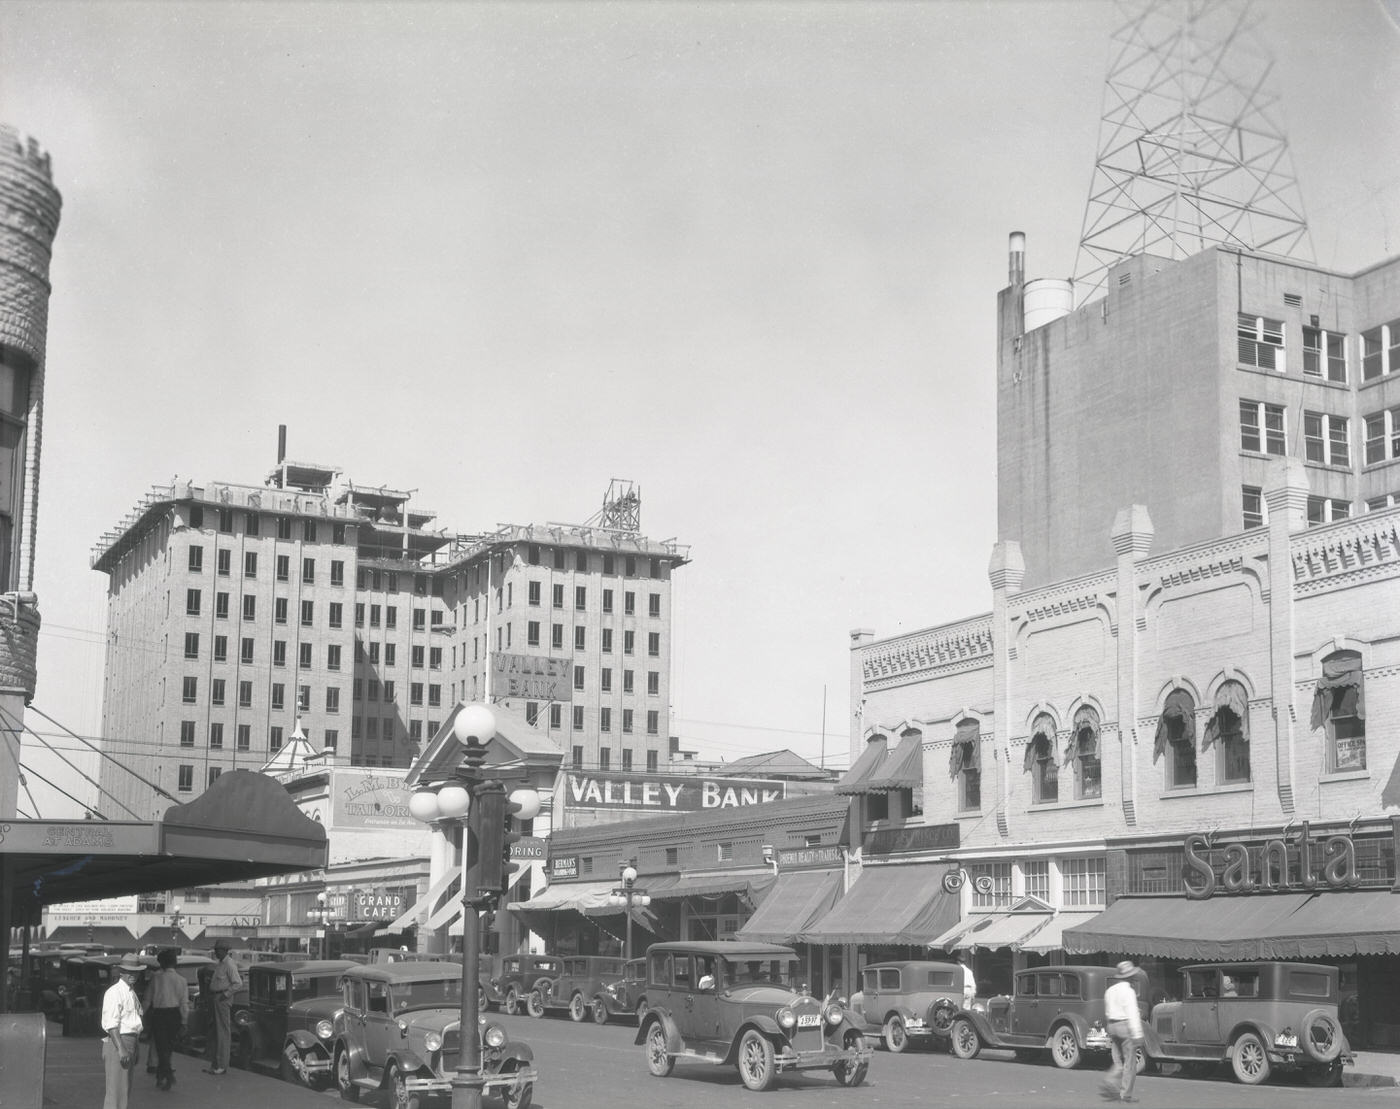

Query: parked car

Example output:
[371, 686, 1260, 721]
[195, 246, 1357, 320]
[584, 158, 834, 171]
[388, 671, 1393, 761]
[59, 955, 125, 1036]
[6, 948, 70, 1020]
[635, 940, 872, 1091]
[230, 959, 356, 1084]
[591, 957, 647, 1025]
[364, 947, 453, 965]
[491, 954, 562, 1016]
[1145, 961, 1351, 1086]
[527, 955, 625, 1022]
[331, 962, 537, 1108]
[849, 960, 969, 1053]
[948, 964, 1147, 1069]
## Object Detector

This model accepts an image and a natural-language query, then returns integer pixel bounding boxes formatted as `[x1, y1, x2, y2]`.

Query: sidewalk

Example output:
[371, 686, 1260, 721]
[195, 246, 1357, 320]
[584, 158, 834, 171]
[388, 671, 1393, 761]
[1347, 1050, 1400, 1089]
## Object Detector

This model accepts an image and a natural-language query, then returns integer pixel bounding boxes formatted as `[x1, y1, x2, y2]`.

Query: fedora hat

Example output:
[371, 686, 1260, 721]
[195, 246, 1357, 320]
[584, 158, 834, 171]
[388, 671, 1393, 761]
[1111, 960, 1136, 978]
[117, 956, 143, 974]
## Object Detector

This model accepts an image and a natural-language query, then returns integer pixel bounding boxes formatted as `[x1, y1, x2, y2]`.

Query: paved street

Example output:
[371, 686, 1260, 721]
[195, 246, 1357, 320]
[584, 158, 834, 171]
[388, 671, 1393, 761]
[38, 1009, 1400, 1109]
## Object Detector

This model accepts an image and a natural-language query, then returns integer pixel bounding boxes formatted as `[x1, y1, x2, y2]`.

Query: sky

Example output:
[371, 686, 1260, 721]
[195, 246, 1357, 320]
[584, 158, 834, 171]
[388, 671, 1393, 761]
[1, 0, 1397, 818]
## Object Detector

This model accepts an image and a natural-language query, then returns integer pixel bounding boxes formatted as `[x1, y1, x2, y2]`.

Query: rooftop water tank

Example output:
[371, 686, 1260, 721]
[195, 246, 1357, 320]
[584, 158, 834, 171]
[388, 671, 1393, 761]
[1024, 278, 1074, 331]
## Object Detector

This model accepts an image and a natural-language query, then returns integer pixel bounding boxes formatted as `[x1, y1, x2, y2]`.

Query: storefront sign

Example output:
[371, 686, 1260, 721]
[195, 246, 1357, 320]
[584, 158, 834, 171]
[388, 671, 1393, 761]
[550, 856, 579, 878]
[350, 889, 406, 920]
[564, 773, 786, 812]
[776, 846, 843, 868]
[331, 769, 418, 830]
[490, 653, 573, 701]
[1183, 822, 1363, 899]
[512, 837, 546, 860]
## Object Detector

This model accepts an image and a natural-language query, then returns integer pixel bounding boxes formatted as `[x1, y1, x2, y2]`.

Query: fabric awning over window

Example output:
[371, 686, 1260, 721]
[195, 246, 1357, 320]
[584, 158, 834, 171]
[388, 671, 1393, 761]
[507, 880, 620, 914]
[1202, 682, 1250, 751]
[866, 735, 924, 792]
[1065, 707, 1099, 765]
[797, 862, 959, 946]
[1062, 891, 1400, 960]
[948, 720, 981, 778]
[1310, 655, 1365, 731]
[836, 736, 889, 796]
[1152, 689, 1196, 761]
[1023, 715, 1055, 772]
[734, 870, 845, 944]
[932, 911, 1051, 953]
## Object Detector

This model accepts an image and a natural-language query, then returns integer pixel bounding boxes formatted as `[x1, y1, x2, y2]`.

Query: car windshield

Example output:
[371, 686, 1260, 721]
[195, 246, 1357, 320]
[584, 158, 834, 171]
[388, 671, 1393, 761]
[293, 975, 340, 1002]
[392, 977, 463, 1010]
[722, 956, 797, 988]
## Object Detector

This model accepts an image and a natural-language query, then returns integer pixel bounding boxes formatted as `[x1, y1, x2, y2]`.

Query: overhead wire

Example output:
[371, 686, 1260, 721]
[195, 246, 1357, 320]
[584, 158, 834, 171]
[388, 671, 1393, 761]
[3, 701, 142, 819]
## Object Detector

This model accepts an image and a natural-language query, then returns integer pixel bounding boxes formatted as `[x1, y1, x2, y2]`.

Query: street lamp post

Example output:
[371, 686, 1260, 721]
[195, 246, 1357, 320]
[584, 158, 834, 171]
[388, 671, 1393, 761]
[168, 905, 185, 945]
[607, 863, 651, 963]
[409, 703, 541, 1109]
[307, 892, 336, 958]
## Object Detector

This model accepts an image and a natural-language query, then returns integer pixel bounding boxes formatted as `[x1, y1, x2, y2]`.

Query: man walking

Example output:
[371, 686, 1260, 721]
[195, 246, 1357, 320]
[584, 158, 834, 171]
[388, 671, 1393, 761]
[205, 942, 241, 1075]
[143, 948, 189, 1090]
[101, 956, 145, 1109]
[1103, 960, 1146, 1103]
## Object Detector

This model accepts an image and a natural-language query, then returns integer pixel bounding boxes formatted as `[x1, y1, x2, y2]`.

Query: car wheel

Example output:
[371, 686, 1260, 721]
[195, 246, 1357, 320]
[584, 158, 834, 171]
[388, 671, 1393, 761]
[1049, 1025, 1081, 1069]
[1303, 1061, 1343, 1088]
[526, 990, 545, 1019]
[634, 998, 649, 1023]
[592, 996, 609, 1025]
[949, 1017, 981, 1060]
[928, 998, 956, 1036]
[737, 1029, 777, 1092]
[500, 1061, 533, 1109]
[1132, 1043, 1151, 1075]
[1300, 1008, 1343, 1063]
[335, 1048, 361, 1102]
[569, 993, 588, 1022]
[833, 1031, 868, 1087]
[883, 1015, 908, 1053]
[645, 1022, 674, 1077]
[502, 988, 519, 1016]
[1230, 1031, 1270, 1085]
[385, 1061, 419, 1109]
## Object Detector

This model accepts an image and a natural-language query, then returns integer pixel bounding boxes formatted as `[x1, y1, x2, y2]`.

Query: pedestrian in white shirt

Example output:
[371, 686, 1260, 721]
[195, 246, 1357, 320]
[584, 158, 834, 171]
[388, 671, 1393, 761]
[205, 942, 242, 1075]
[101, 957, 145, 1109]
[1102, 960, 1146, 1103]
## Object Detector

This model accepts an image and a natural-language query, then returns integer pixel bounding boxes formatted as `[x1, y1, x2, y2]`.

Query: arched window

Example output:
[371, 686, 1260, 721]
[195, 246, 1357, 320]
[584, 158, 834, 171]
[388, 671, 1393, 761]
[1153, 688, 1197, 789]
[899, 727, 924, 817]
[948, 719, 981, 812]
[1203, 681, 1250, 784]
[1068, 706, 1102, 799]
[1024, 713, 1058, 804]
[1311, 651, 1366, 772]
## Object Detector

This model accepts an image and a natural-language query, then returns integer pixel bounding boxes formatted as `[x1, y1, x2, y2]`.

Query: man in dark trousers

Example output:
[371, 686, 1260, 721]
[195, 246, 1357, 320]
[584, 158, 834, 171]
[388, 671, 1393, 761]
[143, 948, 189, 1091]
[1102, 960, 1146, 1103]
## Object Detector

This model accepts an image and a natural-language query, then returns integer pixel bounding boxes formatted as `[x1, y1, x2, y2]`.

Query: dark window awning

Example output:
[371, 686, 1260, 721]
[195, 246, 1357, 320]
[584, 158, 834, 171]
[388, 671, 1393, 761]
[734, 869, 844, 944]
[1062, 891, 1400, 961]
[836, 736, 888, 795]
[866, 737, 924, 792]
[796, 862, 959, 946]
[1152, 688, 1197, 761]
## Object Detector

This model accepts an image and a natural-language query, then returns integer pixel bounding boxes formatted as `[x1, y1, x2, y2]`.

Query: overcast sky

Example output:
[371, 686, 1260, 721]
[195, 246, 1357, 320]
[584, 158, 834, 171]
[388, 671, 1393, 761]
[2, 0, 1397, 818]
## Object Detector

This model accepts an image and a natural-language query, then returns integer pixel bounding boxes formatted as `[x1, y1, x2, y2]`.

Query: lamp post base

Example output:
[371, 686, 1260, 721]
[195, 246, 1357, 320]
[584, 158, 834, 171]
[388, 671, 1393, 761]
[450, 1071, 485, 1109]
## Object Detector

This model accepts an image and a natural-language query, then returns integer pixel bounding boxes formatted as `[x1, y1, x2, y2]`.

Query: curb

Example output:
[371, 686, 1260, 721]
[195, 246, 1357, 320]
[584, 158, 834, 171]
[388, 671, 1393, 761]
[1344, 1072, 1399, 1088]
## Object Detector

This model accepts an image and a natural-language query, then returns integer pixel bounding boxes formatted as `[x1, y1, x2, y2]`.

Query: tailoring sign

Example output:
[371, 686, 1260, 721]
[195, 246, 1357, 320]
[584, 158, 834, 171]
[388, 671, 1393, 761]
[565, 773, 787, 812]
[490, 653, 572, 701]
[331, 769, 418, 830]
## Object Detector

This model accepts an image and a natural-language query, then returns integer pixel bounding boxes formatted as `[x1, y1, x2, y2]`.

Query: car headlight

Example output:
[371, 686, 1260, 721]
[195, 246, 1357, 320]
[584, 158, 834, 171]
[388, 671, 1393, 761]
[315, 1020, 333, 1040]
[234, 1010, 252, 1027]
[824, 1003, 844, 1025]
[424, 1031, 443, 1053]
[484, 1024, 507, 1049]
[776, 1007, 797, 1029]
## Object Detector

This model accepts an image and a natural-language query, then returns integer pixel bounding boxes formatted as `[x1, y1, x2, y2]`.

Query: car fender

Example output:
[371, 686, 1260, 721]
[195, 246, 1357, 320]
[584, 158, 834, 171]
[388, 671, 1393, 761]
[634, 1008, 684, 1054]
[388, 1050, 430, 1077]
[333, 1037, 366, 1079]
[950, 1007, 1002, 1046]
[1224, 1021, 1275, 1058]
[1045, 1011, 1093, 1046]
[287, 1029, 331, 1054]
[495, 1042, 534, 1067]
[721, 1017, 784, 1066]
[882, 1005, 919, 1027]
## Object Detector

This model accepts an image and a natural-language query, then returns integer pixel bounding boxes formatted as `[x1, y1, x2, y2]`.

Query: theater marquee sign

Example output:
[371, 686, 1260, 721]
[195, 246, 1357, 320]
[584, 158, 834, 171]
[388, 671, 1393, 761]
[563, 773, 787, 812]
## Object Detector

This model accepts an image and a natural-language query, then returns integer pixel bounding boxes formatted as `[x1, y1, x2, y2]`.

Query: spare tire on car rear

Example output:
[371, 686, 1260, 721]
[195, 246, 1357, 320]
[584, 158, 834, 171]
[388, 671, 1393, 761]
[1299, 1009, 1343, 1063]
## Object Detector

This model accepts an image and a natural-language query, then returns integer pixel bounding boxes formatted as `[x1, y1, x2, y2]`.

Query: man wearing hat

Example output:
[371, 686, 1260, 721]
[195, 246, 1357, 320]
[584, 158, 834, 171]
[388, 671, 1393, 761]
[101, 956, 145, 1108]
[1102, 960, 1146, 1103]
[205, 942, 242, 1075]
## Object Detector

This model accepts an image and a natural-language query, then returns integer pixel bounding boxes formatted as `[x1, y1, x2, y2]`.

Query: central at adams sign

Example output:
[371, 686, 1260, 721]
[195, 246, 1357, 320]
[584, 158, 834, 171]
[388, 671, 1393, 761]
[565, 773, 786, 812]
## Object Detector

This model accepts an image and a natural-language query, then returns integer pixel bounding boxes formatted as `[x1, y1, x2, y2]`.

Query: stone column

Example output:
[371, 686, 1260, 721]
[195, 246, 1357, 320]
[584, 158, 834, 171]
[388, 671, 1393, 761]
[1263, 458, 1309, 814]
[1110, 506, 1153, 827]
[988, 542, 1024, 838]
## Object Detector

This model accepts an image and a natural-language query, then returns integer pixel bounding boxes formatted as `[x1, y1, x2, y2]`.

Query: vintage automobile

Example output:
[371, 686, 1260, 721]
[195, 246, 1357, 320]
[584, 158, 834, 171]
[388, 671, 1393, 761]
[948, 964, 1148, 1069]
[6, 947, 70, 1020]
[848, 960, 969, 1053]
[491, 953, 562, 1016]
[635, 940, 872, 1091]
[527, 955, 625, 1021]
[591, 957, 647, 1025]
[59, 954, 125, 1036]
[331, 962, 537, 1108]
[1144, 961, 1351, 1086]
[229, 958, 356, 1082]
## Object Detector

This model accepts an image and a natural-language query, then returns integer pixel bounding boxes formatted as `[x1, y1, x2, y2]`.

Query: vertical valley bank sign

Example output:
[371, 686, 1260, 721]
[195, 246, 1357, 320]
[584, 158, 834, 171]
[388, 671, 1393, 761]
[565, 772, 787, 813]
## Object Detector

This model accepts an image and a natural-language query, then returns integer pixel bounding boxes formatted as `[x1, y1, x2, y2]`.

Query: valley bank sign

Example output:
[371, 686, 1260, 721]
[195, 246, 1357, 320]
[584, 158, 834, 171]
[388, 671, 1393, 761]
[565, 772, 787, 812]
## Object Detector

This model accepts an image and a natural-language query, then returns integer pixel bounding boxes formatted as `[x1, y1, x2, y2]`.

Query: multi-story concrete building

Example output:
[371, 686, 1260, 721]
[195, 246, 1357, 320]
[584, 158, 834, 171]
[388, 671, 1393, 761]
[92, 455, 686, 818]
[1000, 236, 1400, 590]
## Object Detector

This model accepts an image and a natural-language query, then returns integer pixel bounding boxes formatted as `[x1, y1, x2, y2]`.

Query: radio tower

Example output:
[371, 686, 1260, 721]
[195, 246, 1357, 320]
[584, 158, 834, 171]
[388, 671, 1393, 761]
[1073, 0, 1313, 305]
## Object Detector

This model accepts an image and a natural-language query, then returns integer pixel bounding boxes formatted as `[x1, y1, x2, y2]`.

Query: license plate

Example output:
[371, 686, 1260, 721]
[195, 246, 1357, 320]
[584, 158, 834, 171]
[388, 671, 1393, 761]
[797, 1014, 820, 1028]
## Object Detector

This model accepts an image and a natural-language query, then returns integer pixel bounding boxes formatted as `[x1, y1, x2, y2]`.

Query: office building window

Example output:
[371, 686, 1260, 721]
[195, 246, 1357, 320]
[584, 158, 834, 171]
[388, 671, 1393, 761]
[303, 520, 317, 543]
[1307, 496, 1351, 526]
[237, 723, 251, 750]
[328, 601, 342, 628]
[239, 681, 253, 708]
[647, 671, 659, 695]
[275, 555, 290, 582]
[209, 722, 223, 749]
[646, 749, 658, 772]
[599, 748, 610, 770]
[1237, 313, 1285, 371]
[969, 861, 1013, 909]
[1238, 400, 1285, 454]
[625, 556, 635, 576]
[571, 745, 584, 769]
[186, 588, 201, 616]
[183, 632, 199, 660]
[214, 636, 228, 663]
[271, 683, 284, 710]
[646, 710, 659, 736]
[624, 631, 635, 655]
[1062, 857, 1106, 907]
[600, 707, 611, 733]
[386, 606, 397, 629]
[1304, 411, 1350, 467]
[325, 687, 340, 714]
[1364, 406, 1400, 466]
[298, 642, 312, 669]
[245, 513, 259, 536]
[550, 704, 562, 730]
[624, 591, 635, 616]
[240, 637, 254, 664]
[383, 680, 395, 702]
[369, 604, 381, 627]
[622, 708, 633, 733]
[273, 640, 286, 667]
[429, 647, 442, 670]
[551, 584, 563, 610]
[182, 676, 197, 703]
[217, 549, 231, 576]
[188, 545, 203, 572]
[649, 593, 661, 617]
[242, 594, 256, 621]
[1302, 326, 1347, 382]
[299, 600, 313, 627]
[527, 620, 540, 646]
[244, 551, 257, 578]
[601, 668, 612, 693]
[623, 670, 634, 694]
[1242, 485, 1266, 530]
[301, 557, 314, 584]
[180, 720, 195, 747]
[1022, 860, 1050, 903]
[575, 586, 586, 611]
[574, 627, 585, 651]
[270, 725, 283, 751]
[601, 628, 612, 654]
[1361, 319, 1400, 381]
[178, 765, 194, 792]
[368, 680, 380, 702]
[355, 603, 365, 628]
[211, 679, 225, 706]
[275, 597, 288, 625]
[411, 683, 423, 706]
[330, 559, 344, 586]
[602, 588, 613, 614]
[647, 632, 660, 657]
[428, 684, 441, 707]
[572, 706, 584, 731]
[215, 592, 229, 619]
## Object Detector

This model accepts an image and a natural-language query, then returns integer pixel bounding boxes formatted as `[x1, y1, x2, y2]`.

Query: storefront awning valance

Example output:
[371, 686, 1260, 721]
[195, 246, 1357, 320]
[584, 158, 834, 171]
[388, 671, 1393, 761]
[1202, 681, 1250, 751]
[836, 737, 888, 795]
[1062, 891, 1400, 960]
[1152, 689, 1196, 761]
[507, 880, 619, 914]
[797, 862, 959, 946]
[1018, 911, 1100, 954]
[948, 721, 981, 778]
[932, 911, 1051, 953]
[644, 872, 775, 902]
[866, 736, 924, 792]
[734, 870, 845, 944]
[1310, 654, 1365, 731]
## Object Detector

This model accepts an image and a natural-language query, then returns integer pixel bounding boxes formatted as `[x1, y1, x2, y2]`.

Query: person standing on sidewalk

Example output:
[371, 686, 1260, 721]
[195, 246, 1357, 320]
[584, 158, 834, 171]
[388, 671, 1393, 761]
[205, 942, 241, 1075]
[143, 949, 189, 1091]
[101, 956, 145, 1109]
[1102, 960, 1146, 1103]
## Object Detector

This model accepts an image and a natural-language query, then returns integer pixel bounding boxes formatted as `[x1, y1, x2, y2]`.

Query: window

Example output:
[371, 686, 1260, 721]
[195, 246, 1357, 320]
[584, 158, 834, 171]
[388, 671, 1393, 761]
[186, 588, 202, 616]
[301, 600, 314, 627]
[215, 591, 229, 619]
[1071, 707, 1102, 799]
[246, 514, 260, 536]
[182, 676, 198, 703]
[217, 549, 231, 576]
[646, 710, 659, 736]
[573, 665, 585, 691]
[355, 603, 365, 628]
[370, 604, 381, 627]
[649, 593, 661, 617]
[1062, 857, 1106, 907]
[600, 667, 612, 693]
[429, 647, 442, 670]
[237, 724, 251, 750]
[624, 630, 635, 655]
[329, 601, 342, 628]
[1313, 650, 1366, 773]
[1242, 485, 1266, 530]
[969, 862, 1012, 909]
[1307, 496, 1351, 526]
[211, 678, 226, 706]
[647, 632, 660, 657]
[1205, 680, 1250, 784]
[528, 581, 541, 606]
[575, 586, 586, 611]
[647, 749, 658, 771]
[428, 684, 441, 707]
[1026, 715, 1058, 804]
[1238, 400, 1285, 454]
[188, 505, 204, 529]
[238, 681, 253, 708]
[240, 637, 254, 664]
[411, 682, 423, 706]
[550, 704, 562, 730]
[623, 669, 634, 693]
[179, 720, 195, 747]
[1302, 326, 1347, 382]
[367, 642, 380, 665]
[574, 626, 585, 650]
[178, 766, 193, 792]
[214, 635, 228, 663]
[575, 551, 587, 572]
[330, 559, 344, 586]
[271, 683, 284, 710]
[217, 508, 233, 533]
[368, 680, 380, 702]
[647, 671, 659, 695]
[1304, 411, 1350, 467]
[242, 594, 256, 621]
[303, 520, 317, 542]
[1237, 313, 1285, 371]
[353, 679, 362, 701]
[188, 545, 203, 572]
[624, 591, 636, 616]
[572, 706, 584, 732]
[383, 680, 395, 702]
[386, 606, 397, 629]
[952, 722, 981, 811]
[1364, 406, 1400, 466]
[244, 551, 257, 578]
[571, 745, 584, 769]
[209, 722, 223, 749]
[551, 623, 563, 649]
[1361, 319, 1400, 381]
[1154, 688, 1197, 789]
[527, 620, 540, 647]
[270, 725, 283, 751]
[183, 632, 199, 659]
[602, 588, 613, 614]
[601, 707, 612, 733]
[298, 642, 312, 669]
[1022, 860, 1050, 903]
[599, 748, 611, 769]
[385, 643, 395, 667]
[301, 557, 315, 584]
[410, 645, 424, 668]
[601, 628, 612, 654]
[276, 517, 293, 540]
[274, 597, 288, 624]
[622, 708, 633, 733]
[273, 640, 286, 667]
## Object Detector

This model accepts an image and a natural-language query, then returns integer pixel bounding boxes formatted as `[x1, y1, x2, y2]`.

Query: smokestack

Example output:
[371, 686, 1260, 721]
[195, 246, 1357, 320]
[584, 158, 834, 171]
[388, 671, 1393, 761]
[277, 424, 287, 464]
[1009, 231, 1026, 286]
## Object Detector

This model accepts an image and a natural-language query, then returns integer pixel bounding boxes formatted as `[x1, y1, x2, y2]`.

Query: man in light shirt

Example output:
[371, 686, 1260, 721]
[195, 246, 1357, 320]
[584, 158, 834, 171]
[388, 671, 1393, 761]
[1102, 960, 1146, 1103]
[206, 942, 242, 1075]
[101, 956, 145, 1109]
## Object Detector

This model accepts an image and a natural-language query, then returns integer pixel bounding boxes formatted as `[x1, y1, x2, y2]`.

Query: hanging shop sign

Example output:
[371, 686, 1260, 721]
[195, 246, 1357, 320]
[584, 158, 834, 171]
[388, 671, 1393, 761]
[350, 889, 407, 920]
[550, 856, 579, 879]
[1183, 822, 1363, 899]
[564, 773, 786, 812]
[776, 846, 843, 869]
[490, 653, 572, 701]
[331, 769, 418, 830]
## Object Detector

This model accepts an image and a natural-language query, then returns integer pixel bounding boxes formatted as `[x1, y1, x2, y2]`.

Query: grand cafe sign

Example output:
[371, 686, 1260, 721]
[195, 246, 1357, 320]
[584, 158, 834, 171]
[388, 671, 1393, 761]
[1182, 821, 1364, 899]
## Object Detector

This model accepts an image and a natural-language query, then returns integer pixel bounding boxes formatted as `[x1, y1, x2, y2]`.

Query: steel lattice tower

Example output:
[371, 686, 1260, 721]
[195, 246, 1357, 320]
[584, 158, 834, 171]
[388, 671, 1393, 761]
[1073, 0, 1313, 305]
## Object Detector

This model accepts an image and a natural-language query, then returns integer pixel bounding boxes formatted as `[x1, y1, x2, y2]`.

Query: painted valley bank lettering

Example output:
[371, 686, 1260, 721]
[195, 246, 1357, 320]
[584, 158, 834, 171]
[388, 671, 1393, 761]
[566, 774, 786, 812]
[1183, 822, 1363, 899]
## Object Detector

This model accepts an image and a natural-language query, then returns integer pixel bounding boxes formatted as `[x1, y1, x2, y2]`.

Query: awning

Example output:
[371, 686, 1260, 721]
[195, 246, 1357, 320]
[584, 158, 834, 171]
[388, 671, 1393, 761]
[948, 720, 980, 777]
[382, 867, 460, 935]
[932, 911, 1052, 952]
[507, 880, 620, 914]
[866, 737, 923, 792]
[644, 872, 775, 902]
[1066, 707, 1099, 765]
[1310, 653, 1365, 731]
[1152, 689, 1196, 760]
[734, 870, 844, 944]
[836, 737, 888, 795]
[42, 926, 137, 949]
[1202, 681, 1249, 751]
[797, 862, 959, 946]
[1018, 911, 1100, 954]
[1063, 891, 1400, 960]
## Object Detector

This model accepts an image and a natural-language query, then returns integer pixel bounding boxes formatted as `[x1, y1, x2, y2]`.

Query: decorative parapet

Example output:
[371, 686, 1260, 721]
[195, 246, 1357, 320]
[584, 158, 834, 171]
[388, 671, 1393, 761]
[1289, 510, 1400, 592]
[444, 521, 691, 568]
[859, 616, 994, 686]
